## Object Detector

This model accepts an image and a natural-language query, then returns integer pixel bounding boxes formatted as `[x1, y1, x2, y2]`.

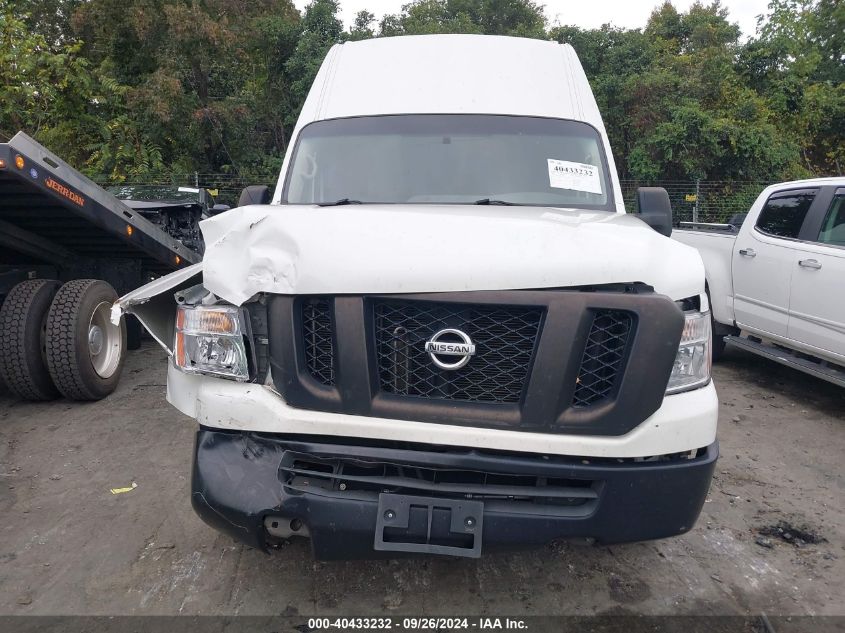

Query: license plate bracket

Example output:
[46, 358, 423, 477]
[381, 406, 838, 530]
[374, 493, 483, 558]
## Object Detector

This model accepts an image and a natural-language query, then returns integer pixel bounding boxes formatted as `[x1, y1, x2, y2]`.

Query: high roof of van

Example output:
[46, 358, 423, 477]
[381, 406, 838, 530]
[277, 34, 625, 212]
[300, 34, 603, 127]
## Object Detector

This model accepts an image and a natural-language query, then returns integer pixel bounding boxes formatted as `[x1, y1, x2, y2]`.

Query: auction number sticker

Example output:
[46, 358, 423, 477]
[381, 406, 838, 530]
[547, 159, 602, 194]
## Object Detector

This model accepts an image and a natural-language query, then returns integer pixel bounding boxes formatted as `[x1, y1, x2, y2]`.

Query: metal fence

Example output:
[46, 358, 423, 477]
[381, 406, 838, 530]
[92, 174, 773, 222]
[620, 180, 772, 224]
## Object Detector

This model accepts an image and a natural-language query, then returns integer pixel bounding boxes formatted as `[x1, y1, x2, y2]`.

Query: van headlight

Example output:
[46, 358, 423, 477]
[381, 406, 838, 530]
[666, 311, 711, 394]
[174, 305, 249, 380]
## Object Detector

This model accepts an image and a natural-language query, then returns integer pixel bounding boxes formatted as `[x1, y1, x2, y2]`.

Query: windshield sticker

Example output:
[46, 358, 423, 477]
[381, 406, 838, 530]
[547, 159, 602, 194]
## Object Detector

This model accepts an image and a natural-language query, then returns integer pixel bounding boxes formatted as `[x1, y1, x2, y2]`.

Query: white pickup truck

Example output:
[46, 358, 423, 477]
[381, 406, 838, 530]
[114, 35, 718, 559]
[674, 178, 845, 387]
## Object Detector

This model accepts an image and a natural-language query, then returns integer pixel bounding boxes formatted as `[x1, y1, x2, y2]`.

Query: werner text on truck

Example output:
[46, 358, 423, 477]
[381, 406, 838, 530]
[114, 35, 718, 559]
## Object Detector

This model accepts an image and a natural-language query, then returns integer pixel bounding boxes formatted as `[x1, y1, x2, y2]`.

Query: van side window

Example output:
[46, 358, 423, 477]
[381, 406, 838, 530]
[755, 191, 816, 239]
[817, 194, 845, 247]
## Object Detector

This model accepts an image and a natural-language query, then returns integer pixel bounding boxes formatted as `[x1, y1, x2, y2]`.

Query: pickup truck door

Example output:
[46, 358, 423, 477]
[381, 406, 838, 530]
[732, 188, 818, 337]
[787, 188, 845, 359]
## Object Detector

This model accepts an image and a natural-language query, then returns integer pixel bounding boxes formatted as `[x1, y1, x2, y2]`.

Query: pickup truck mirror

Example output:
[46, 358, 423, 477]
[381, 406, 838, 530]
[636, 187, 673, 237]
[238, 185, 271, 207]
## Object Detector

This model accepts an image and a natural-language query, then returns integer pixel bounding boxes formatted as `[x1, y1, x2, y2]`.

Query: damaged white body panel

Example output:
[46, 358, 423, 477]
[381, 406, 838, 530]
[119, 213, 716, 456]
[116, 198, 715, 459]
[167, 362, 718, 458]
[115, 195, 716, 459]
[197, 204, 703, 306]
[112, 263, 202, 354]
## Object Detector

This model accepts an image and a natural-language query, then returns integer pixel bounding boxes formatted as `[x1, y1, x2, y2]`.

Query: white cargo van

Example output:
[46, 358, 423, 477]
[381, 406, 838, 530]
[115, 35, 718, 559]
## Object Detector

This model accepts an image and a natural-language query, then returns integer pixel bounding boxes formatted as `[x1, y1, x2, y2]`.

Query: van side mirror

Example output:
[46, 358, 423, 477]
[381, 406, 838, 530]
[636, 187, 673, 237]
[238, 185, 271, 207]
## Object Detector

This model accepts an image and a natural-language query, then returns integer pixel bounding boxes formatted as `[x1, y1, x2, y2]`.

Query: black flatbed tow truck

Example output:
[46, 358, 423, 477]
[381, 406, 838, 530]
[0, 132, 202, 402]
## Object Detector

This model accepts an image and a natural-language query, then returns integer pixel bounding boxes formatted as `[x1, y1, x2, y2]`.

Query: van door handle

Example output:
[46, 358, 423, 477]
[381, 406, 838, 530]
[738, 248, 756, 257]
[799, 259, 822, 270]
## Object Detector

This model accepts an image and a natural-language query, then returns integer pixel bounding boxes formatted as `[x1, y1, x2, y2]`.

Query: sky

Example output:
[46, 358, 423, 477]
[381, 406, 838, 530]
[294, 0, 773, 39]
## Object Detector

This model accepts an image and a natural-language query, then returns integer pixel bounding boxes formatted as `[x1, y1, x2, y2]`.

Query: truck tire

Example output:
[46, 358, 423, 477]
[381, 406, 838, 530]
[711, 309, 727, 362]
[45, 280, 126, 401]
[707, 292, 739, 362]
[0, 280, 62, 401]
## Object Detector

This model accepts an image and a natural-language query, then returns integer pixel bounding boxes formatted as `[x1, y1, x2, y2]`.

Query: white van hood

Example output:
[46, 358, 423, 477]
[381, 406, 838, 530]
[194, 204, 703, 305]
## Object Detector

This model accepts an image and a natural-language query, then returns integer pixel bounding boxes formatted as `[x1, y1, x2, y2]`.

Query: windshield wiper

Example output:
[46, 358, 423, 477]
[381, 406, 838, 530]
[474, 198, 518, 206]
[317, 198, 364, 207]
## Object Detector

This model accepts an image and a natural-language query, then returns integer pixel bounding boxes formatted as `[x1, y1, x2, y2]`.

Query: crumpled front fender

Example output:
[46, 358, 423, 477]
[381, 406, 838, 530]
[110, 262, 203, 353]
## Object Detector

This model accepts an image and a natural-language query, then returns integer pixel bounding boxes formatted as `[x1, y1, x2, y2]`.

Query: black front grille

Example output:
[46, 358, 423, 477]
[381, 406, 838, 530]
[572, 310, 633, 407]
[280, 451, 598, 509]
[274, 288, 682, 436]
[302, 298, 335, 386]
[373, 300, 543, 403]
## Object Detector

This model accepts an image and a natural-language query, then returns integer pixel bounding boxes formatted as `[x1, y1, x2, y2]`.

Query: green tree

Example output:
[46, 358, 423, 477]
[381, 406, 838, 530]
[379, 0, 545, 37]
[349, 10, 376, 40]
[72, 0, 304, 177]
[0, 0, 94, 161]
[553, 3, 800, 181]
[551, 25, 654, 179]
[284, 0, 343, 126]
[740, 0, 844, 173]
[2, 0, 839, 185]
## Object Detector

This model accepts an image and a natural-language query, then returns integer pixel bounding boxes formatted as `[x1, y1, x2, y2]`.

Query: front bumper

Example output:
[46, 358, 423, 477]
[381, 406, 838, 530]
[168, 363, 719, 459]
[191, 428, 718, 560]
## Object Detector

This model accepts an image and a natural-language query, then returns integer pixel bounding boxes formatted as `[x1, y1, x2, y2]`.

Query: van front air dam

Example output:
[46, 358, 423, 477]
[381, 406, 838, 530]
[190, 428, 718, 560]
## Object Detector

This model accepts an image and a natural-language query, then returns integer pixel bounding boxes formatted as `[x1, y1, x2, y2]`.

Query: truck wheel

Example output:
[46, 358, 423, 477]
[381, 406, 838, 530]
[45, 280, 126, 401]
[706, 288, 730, 362]
[711, 310, 727, 362]
[0, 280, 62, 400]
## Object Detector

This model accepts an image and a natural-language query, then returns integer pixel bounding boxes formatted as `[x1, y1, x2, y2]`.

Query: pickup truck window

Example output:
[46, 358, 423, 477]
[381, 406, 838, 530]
[283, 115, 613, 210]
[817, 194, 845, 247]
[755, 191, 816, 239]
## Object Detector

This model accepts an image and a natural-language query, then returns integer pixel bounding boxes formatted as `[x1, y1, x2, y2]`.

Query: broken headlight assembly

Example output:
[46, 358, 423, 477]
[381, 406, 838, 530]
[665, 310, 712, 394]
[174, 305, 249, 381]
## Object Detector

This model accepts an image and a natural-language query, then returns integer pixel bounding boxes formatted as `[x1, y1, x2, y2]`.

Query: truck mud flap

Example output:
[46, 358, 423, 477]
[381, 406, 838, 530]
[374, 493, 483, 558]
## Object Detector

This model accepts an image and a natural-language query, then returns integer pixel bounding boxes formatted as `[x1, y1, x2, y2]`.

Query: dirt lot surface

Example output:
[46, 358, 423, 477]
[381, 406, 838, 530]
[0, 343, 843, 617]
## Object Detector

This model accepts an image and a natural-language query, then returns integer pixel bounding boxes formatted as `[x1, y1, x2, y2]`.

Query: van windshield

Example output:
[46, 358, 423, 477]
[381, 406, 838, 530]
[283, 115, 613, 209]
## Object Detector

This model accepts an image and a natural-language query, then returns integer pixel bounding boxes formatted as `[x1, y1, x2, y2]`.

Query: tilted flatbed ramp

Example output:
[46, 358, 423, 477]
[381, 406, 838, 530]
[0, 132, 204, 403]
[0, 132, 201, 275]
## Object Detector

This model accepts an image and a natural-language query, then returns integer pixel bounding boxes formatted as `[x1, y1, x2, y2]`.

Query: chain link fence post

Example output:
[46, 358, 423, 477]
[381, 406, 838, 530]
[693, 179, 700, 224]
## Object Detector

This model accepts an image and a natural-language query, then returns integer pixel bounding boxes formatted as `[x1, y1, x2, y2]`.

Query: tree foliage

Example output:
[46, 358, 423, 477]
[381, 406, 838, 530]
[0, 0, 841, 182]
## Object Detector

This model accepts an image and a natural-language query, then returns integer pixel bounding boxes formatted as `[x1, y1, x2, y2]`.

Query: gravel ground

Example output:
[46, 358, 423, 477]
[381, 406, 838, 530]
[0, 343, 843, 617]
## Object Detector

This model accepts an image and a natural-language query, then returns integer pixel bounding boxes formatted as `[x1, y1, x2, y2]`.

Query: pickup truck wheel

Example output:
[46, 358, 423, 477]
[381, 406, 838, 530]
[45, 280, 126, 401]
[711, 313, 727, 361]
[706, 289, 728, 362]
[0, 280, 62, 401]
